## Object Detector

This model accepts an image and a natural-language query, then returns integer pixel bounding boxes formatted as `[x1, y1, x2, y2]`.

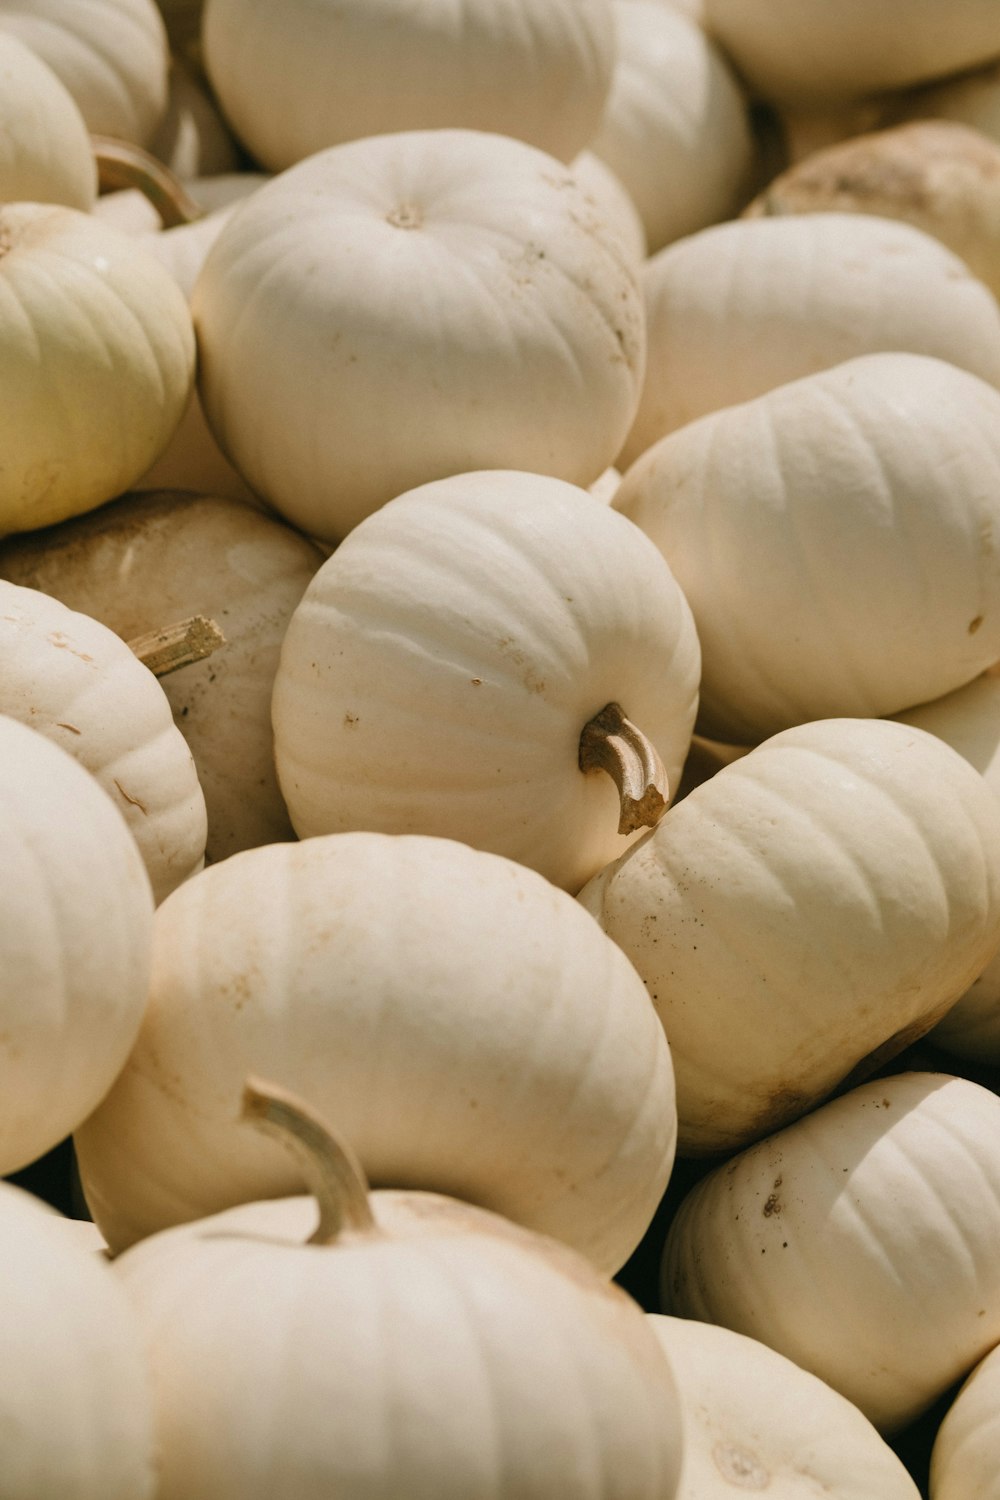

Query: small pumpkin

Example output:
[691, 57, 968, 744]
[0, 31, 96, 210]
[929, 1338, 1000, 1499]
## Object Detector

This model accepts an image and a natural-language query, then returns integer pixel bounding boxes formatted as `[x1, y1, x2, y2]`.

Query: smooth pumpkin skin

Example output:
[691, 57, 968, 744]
[271, 470, 700, 894]
[0, 715, 153, 1174]
[578, 718, 1000, 1154]
[615, 352, 1000, 744]
[193, 130, 646, 544]
[202, 0, 615, 170]
[649, 1315, 920, 1498]
[662, 1073, 1000, 1435]
[620, 213, 1000, 464]
[0, 32, 96, 210]
[114, 1190, 683, 1500]
[0, 0, 169, 145]
[0, 580, 206, 904]
[0, 205, 195, 535]
[930, 1340, 1000, 1499]
[75, 832, 678, 1273]
[0, 1182, 156, 1500]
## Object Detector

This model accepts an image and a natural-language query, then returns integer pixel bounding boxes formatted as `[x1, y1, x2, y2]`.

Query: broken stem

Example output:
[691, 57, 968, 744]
[579, 702, 669, 835]
[128, 615, 225, 677]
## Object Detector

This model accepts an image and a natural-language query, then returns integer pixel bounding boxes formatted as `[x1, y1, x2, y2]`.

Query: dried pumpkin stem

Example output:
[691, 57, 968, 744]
[128, 615, 225, 677]
[241, 1076, 377, 1245]
[579, 701, 669, 835]
[92, 135, 204, 228]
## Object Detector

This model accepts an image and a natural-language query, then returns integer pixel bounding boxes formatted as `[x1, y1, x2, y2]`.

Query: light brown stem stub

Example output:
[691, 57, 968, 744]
[128, 615, 225, 677]
[241, 1077, 377, 1246]
[579, 702, 669, 835]
[92, 135, 204, 228]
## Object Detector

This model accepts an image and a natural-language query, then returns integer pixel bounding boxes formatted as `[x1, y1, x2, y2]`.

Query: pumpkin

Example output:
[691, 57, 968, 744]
[662, 1072, 1000, 1433]
[888, 56, 1000, 147]
[578, 716, 1000, 1153]
[0, 489, 324, 863]
[0, 579, 206, 903]
[0, 1180, 155, 1500]
[75, 831, 677, 1272]
[648, 1315, 921, 1498]
[615, 352, 1000, 743]
[0, 714, 153, 1174]
[589, 0, 756, 254]
[929, 1339, 1000, 1499]
[110, 1079, 684, 1499]
[0, 0, 170, 146]
[620, 212, 1000, 464]
[0, 204, 195, 535]
[192, 129, 646, 544]
[568, 151, 648, 266]
[201, 0, 615, 171]
[0, 31, 96, 210]
[744, 120, 1000, 302]
[270, 470, 700, 894]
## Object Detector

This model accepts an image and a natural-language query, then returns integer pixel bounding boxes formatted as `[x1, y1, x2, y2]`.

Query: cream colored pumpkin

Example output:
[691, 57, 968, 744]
[0, 580, 206, 903]
[589, 0, 756, 255]
[702, 0, 1000, 106]
[578, 717, 1000, 1153]
[621, 213, 1000, 464]
[0, 0, 170, 145]
[0, 490, 324, 863]
[76, 832, 678, 1273]
[616, 352, 1000, 743]
[930, 1339, 1000, 1499]
[111, 1081, 683, 1500]
[0, 32, 96, 210]
[0, 204, 195, 535]
[569, 151, 648, 266]
[649, 1315, 921, 1498]
[0, 1181, 155, 1500]
[271, 470, 700, 894]
[202, 0, 615, 170]
[192, 129, 646, 544]
[0, 715, 153, 1173]
[663, 1072, 1000, 1433]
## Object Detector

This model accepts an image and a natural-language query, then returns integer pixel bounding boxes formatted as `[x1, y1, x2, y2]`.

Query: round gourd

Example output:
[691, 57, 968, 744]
[578, 717, 1000, 1153]
[930, 1340, 1000, 1499]
[270, 470, 700, 894]
[0, 0, 170, 145]
[192, 129, 646, 544]
[75, 831, 678, 1273]
[662, 1072, 1000, 1433]
[202, 0, 615, 171]
[0, 490, 324, 863]
[0, 580, 206, 903]
[621, 212, 1000, 463]
[649, 1315, 921, 1498]
[0, 204, 195, 535]
[0, 1181, 156, 1500]
[0, 31, 96, 210]
[0, 714, 153, 1174]
[111, 1079, 684, 1500]
[589, 0, 756, 254]
[615, 352, 1000, 743]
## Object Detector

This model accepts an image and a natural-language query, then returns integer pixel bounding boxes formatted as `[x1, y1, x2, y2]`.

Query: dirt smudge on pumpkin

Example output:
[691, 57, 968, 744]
[114, 780, 148, 814]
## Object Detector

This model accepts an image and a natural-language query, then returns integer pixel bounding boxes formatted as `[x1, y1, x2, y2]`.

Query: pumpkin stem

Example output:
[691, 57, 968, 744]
[128, 615, 226, 677]
[579, 702, 669, 835]
[92, 135, 204, 228]
[241, 1077, 378, 1245]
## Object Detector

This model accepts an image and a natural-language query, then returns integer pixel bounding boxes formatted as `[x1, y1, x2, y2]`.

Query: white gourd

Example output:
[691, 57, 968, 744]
[930, 1340, 1000, 1499]
[0, 32, 96, 210]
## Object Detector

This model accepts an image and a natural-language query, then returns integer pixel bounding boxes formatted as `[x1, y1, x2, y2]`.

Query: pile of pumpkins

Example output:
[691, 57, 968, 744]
[6, 0, 1000, 1495]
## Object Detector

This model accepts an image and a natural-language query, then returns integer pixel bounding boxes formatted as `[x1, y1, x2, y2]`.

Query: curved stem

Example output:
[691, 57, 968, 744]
[128, 615, 225, 678]
[241, 1077, 377, 1246]
[92, 135, 204, 228]
[579, 702, 669, 835]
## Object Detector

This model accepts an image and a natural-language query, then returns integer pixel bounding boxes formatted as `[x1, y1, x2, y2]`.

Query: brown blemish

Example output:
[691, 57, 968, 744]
[969, 615, 984, 634]
[114, 780, 148, 814]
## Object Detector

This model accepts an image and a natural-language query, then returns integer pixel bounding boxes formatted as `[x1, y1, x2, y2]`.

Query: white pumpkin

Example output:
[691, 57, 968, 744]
[110, 1079, 684, 1500]
[569, 150, 648, 266]
[0, 1181, 155, 1500]
[0, 715, 153, 1174]
[930, 1339, 1000, 1499]
[0, 32, 96, 210]
[616, 352, 1000, 743]
[192, 129, 646, 544]
[0, 204, 195, 535]
[589, 0, 756, 254]
[0, 490, 324, 863]
[202, 0, 615, 170]
[76, 832, 678, 1273]
[663, 1072, 1000, 1433]
[270, 470, 700, 894]
[650, 1315, 921, 1498]
[0, 0, 170, 145]
[621, 213, 1000, 464]
[578, 717, 1000, 1153]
